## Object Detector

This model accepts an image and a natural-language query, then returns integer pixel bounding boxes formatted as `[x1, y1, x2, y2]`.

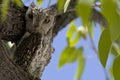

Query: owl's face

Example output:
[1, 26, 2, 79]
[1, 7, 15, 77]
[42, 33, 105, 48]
[32, 8, 55, 34]
[26, 2, 56, 34]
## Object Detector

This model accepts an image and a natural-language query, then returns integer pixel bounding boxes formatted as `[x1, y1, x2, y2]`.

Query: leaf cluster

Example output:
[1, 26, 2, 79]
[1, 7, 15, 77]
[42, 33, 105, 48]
[57, 0, 120, 80]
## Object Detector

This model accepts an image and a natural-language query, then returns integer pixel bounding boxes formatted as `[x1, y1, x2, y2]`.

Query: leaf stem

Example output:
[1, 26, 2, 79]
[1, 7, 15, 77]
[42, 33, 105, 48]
[47, 0, 52, 7]
[88, 26, 98, 56]
[88, 26, 109, 80]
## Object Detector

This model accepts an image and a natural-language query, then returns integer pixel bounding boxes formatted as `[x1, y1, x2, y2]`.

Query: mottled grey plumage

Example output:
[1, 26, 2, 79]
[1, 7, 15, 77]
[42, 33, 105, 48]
[26, 2, 56, 34]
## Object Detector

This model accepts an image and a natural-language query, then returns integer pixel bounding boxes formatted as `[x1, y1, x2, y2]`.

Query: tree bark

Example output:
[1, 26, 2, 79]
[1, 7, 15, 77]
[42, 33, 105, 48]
[0, 0, 108, 80]
[0, 39, 35, 80]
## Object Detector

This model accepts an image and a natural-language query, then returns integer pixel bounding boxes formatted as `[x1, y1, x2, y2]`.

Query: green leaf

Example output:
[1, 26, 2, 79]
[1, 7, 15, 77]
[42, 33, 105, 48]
[66, 21, 76, 44]
[58, 46, 76, 68]
[57, 0, 66, 11]
[75, 47, 84, 59]
[67, 25, 87, 47]
[116, 36, 120, 46]
[59, 46, 85, 79]
[76, 58, 85, 80]
[75, 47, 85, 80]
[76, 0, 94, 26]
[1, 0, 9, 21]
[64, 0, 71, 13]
[98, 29, 112, 67]
[113, 55, 120, 80]
[69, 31, 81, 47]
[110, 18, 120, 41]
[88, 23, 94, 38]
[111, 43, 120, 56]
[101, 0, 120, 40]
[73, 47, 85, 79]
[37, 0, 43, 6]
[70, 26, 87, 47]
[66, 21, 76, 39]
[109, 64, 114, 79]
[14, 0, 23, 7]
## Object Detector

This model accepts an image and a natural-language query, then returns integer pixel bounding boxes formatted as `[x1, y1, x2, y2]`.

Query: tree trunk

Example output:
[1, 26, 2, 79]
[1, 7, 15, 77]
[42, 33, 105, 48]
[0, 40, 34, 80]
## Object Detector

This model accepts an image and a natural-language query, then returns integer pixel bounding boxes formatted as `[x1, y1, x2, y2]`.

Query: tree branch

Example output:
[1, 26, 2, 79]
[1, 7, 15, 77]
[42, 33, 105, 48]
[50, 0, 108, 38]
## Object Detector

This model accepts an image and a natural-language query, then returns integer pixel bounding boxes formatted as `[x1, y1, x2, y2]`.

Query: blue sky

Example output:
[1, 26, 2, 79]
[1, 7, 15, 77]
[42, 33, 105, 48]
[22, 0, 114, 80]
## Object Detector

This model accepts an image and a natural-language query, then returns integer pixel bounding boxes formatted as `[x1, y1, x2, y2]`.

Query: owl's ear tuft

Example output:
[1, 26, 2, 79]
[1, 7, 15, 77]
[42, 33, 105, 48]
[45, 8, 57, 16]
[26, 2, 37, 19]
[30, 2, 36, 9]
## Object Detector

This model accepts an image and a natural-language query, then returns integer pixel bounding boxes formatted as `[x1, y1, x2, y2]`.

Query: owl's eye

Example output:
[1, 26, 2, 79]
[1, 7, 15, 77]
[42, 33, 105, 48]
[43, 16, 50, 23]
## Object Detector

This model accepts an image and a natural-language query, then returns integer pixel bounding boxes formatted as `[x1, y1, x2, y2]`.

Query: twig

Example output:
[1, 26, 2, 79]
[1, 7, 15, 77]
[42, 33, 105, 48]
[88, 26, 109, 80]
[88, 26, 98, 56]
[47, 0, 52, 7]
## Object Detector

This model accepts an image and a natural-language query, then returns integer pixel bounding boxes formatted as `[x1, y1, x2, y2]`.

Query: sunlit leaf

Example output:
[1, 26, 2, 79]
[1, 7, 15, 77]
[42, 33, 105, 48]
[59, 46, 85, 78]
[14, 0, 23, 7]
[70, 31, 81, 47]
[88, 23, 94, 38]
[111, 43, 120, 56]
[76, 57, 85, 80]
[64, 0, 71, 13]
[57, 0, 66, 11]
[69, 26, 87, 47]
[1, 0, 9, 21]
[113, 55, 120, 80]
[109, 64, 114, 79]
[67, 21, 76, 39]
[58, 46, 76, 68]
[74, 47, 85, 80]
[75, 47, 84, 59]
[98, 29, 112, 67]
[101, 0, 120, 41]
[37, 0, 43, 6]
[66, 21, 76, 45]
[59, 46, 85, 79]
[76, 0, 94, 26]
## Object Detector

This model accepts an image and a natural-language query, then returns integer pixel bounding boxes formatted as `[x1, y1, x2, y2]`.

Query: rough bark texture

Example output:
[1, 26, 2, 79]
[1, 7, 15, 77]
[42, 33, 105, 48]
[0, 0, 107, 80]
[0, 1, 27, 42]
[0, 40, 35, 80]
